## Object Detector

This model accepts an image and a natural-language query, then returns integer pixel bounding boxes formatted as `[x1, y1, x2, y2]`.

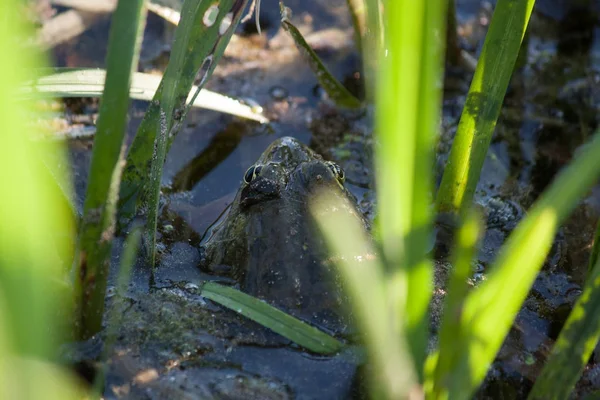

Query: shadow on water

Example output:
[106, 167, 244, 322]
[166, 121, 249, 193]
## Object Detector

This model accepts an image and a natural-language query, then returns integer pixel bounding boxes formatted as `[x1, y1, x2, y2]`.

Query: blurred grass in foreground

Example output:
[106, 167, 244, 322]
[315, 0, 600, 398]
[313, 0, 447, 397]
[0, 0, 81, 398]
[5, 0, 600, 398]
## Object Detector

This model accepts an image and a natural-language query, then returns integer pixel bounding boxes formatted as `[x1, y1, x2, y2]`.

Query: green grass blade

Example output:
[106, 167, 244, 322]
[74, 0, 147, 339]
[311, 190, 418, 398]
[201, 282, 344, 354]
[0, 0, 75, 360]
[435, 0, 535, 216]
[94, 227, 142, 395]
[451, 131, 600, 398]
[360, 0, 382, 102]
[0, 1, 81, 397]
[21, 69, 268, 123]
[119, 0, 250, 221]
[279, 3, 362, 108]
[146, 110, 169, 267]
[376, 1, 446, 378]
[139, 0, 250, 263]
[528, 253, 600, 400]
[431, 211, 481, 398]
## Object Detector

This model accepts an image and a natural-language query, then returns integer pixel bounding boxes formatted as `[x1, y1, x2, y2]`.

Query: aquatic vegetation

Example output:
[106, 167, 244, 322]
[73, 0, 147, 339]
[4, 0, 600, 398]
[0, 1, 80, 398]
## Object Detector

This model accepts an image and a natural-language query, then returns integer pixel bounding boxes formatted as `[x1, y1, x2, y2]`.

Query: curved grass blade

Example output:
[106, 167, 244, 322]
[527, 240, 600, 399]
[201, 282, 344, 355]
[435, 0, 535, 216]
[73, 0, 147, 339]
[21, 69, 268, 123]
[119, 0, 251, 222]
[279, 2, 362, 109]
[452, 131, 600, 398]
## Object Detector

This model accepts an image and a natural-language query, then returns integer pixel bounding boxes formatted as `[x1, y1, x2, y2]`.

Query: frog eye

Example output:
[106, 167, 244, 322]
[244, 164, 263, 184]
[326, 161, 345, 184]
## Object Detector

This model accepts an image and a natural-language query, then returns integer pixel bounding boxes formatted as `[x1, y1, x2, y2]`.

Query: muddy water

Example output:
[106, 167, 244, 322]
[56, 0, 600, 398]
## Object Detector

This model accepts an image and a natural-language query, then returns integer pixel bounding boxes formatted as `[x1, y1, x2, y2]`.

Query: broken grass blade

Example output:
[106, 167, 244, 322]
[528, 253, 600, 400]
[21, 69, 268, 123]
[453, 131, 600, 398]
[201, 282, 343, 355]
[279, 3, 361, 109]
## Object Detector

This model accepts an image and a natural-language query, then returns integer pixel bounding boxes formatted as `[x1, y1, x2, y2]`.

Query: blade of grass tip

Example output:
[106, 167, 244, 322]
[430, 210, 482, 398]
[435, 0, 535, 216]
[279, 2, 362, 108]
[73, 0, 147, 340]
[451, 131, 600, 398]
[0, 0, 75, 363]
[201, 282, 343, 354]
[311, 189, 419, 399]
[93, 227, 142, 396]
[119, 0, 251, 222]
[528, 252, 600, 400]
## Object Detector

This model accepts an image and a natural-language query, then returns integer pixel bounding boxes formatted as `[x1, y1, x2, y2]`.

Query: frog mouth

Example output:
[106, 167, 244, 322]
[239, 177, 281, 209]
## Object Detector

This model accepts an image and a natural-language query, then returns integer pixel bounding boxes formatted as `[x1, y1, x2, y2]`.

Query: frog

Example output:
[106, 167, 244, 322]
[198, 136, 368, 330]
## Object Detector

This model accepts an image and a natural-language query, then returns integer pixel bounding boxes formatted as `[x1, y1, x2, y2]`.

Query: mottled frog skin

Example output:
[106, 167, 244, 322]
[199, 137, 367, 328]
